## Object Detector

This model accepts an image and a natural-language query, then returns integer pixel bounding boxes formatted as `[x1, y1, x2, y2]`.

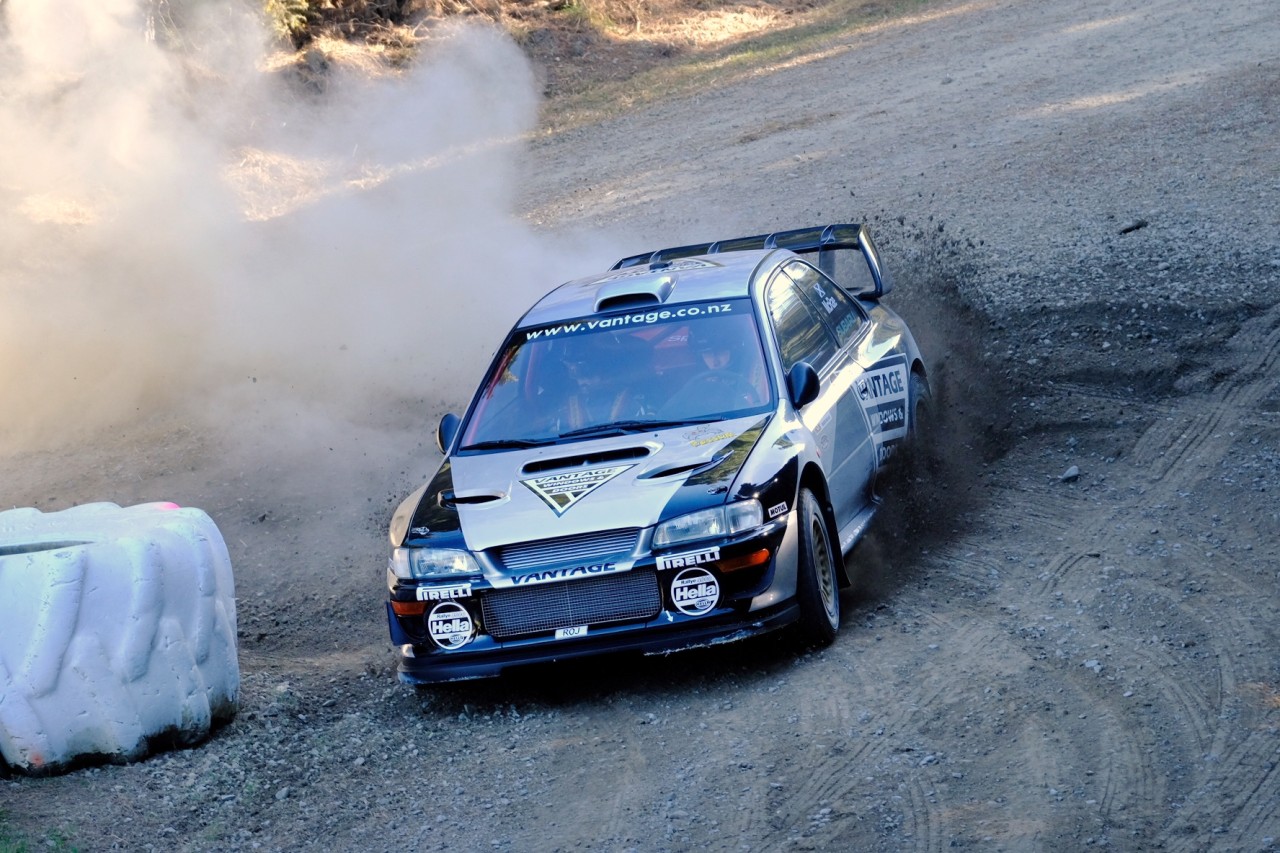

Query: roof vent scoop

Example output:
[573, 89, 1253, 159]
[593, 273, 675, 313]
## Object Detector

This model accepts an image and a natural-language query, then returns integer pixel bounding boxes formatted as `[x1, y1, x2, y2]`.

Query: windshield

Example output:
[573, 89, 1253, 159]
[460, 299, 773, 448]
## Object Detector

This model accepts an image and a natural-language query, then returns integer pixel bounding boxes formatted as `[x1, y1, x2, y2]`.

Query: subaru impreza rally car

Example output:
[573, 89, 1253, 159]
[386, 224, 928, 683]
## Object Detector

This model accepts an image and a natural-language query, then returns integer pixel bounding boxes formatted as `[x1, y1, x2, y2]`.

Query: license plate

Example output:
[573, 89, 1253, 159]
[555, 625, 588, 640]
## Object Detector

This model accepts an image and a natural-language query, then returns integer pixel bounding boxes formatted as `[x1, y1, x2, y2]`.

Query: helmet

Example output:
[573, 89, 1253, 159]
[691, 321, 739, 357]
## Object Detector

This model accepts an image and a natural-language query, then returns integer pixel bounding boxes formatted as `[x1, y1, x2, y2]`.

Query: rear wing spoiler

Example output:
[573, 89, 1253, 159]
[611, 223, 894, 300]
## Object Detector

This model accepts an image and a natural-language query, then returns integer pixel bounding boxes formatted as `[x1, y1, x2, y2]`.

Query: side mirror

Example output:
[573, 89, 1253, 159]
[786, 362, 820, 409]
[436, 413, 461, 454]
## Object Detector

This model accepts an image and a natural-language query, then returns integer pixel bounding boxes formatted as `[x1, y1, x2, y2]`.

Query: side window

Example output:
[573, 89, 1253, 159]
[766, 274, 838, 372]
[784, 261, 865, 347]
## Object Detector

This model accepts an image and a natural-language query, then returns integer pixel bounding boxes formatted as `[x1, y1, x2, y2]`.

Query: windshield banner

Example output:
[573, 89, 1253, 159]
[524, 300, 746, 342]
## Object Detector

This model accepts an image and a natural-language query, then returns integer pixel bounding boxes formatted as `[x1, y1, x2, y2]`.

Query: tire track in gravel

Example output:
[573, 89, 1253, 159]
[1130, 309, 1280, 478]
[979, 303, 1280, 847]
[731, 634, 957, 852]
[742, 602, 1149, 850]
[918, 606, 1164, 847]
[830, 304, 1280, 848]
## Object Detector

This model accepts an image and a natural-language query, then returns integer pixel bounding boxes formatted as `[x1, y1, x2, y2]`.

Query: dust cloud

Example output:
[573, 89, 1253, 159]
[847, 222, 1014, 601]
[0, 0, 597, 461]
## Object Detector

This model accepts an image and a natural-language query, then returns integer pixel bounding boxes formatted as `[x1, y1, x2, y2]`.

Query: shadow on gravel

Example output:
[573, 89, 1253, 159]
[412, 631, 807, 714]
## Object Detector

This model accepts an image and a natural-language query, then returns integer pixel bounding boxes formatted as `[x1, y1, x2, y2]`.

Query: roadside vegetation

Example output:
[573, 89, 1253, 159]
[0, 812, 77, 853]
[251, 0, 914, 126]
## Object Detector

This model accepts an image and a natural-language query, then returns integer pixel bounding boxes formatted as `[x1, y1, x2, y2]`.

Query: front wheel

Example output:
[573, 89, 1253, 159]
[793, 488, 840, 648]
[908, 372, 931, 441]
[904, 371, 938, 481]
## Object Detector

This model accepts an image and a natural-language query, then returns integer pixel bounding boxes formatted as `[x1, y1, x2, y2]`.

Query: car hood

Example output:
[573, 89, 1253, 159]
[448, 414, 769, 553]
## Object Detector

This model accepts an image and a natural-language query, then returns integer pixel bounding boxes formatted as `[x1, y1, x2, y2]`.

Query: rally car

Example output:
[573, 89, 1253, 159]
[386, 224, 928, 683]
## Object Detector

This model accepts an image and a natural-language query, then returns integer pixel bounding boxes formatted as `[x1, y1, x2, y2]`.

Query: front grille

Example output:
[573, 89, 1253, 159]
[481, 570, 661, 640]
[496, 528, 640, 571]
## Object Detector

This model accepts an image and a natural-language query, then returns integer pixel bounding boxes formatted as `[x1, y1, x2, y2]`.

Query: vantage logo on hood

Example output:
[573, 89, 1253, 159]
[521, 464, 634, 515]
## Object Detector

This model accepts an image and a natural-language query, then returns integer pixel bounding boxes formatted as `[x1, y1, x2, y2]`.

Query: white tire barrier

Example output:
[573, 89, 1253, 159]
[0, 502, 239, 775]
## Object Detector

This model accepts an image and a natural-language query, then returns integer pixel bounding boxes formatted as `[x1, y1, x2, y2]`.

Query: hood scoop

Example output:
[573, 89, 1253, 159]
[593, 273, 676, 313]
[522, 445, 652, 476]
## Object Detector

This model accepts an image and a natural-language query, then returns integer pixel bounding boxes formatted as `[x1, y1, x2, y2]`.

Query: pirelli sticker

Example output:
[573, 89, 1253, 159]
[855, 355, 909, 465]
[657, 546, 719, 571]
[416, 583, 472, 601]
[521, 464, 634, 515]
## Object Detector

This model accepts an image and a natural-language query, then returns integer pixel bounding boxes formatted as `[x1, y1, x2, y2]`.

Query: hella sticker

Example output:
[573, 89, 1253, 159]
[427, 601, 475, 650]
[657, 547, 720, 571]
[416, 583, 472, 602]
[521, 464, 634, 515]
[671, 567, 720, 616]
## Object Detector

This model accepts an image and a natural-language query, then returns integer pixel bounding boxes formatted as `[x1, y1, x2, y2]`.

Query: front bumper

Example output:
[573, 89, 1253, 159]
[391, 597, 801, 683]
[387, 521, 801, 684]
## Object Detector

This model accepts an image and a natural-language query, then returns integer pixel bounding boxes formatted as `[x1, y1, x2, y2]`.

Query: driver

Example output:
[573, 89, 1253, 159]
[562, 335, 643, 429]
[662, 322, 759, 416]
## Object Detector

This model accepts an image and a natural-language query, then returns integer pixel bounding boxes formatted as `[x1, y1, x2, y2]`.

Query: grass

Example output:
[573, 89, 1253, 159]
[540, 0, 935, 133]
[0, 811, 78, 853]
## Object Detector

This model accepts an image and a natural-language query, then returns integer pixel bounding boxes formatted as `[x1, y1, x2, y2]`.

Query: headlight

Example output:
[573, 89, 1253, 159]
[390, 547, 481, 580]
[653, 499, 765, 548]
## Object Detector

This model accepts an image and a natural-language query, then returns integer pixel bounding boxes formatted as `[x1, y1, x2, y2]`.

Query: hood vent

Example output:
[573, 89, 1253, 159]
[522, 445, 651, 476]
[636, 460, 714, 480]
[439, 490, 504, 508]
[636, 446, 732, 481]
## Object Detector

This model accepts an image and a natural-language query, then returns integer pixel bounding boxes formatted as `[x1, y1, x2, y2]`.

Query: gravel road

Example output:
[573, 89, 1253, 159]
[4, 0, 1278, 850]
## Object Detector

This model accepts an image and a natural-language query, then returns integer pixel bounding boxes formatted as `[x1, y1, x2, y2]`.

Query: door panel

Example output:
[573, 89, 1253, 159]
[765, 272, 875, 525]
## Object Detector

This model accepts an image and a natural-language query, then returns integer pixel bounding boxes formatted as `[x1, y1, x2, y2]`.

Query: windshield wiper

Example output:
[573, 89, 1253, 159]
[462, 437, 555, 451]
[558, 417, 721, 440]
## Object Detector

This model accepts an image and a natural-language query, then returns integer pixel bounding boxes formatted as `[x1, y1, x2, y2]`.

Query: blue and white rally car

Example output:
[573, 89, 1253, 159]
[386, 224, 928, 683]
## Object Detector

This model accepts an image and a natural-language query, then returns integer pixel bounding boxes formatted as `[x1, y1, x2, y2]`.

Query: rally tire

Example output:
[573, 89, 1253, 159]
[904, 371, 939, 481]
[793, 488, 840, 648]
[0, 503, 239, 776]
[908, 372, 932, 441]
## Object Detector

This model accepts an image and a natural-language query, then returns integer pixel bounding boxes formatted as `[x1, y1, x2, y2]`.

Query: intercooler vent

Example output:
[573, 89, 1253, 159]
[481, 570, 661, 640]
[496, 528, 640, 571]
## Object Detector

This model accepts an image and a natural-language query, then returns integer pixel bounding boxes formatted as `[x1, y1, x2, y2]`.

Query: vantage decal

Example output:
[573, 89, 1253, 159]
[870, 400, 906, 433]
[877, 439, 904, 465]
[521, 464, 634, 515]
[512, 562, 623, 586]
[856, 356, 908, 403]
[656, 547, 720, 571]
[524, 301, 740, 341]
[857, 355, 910, 466]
